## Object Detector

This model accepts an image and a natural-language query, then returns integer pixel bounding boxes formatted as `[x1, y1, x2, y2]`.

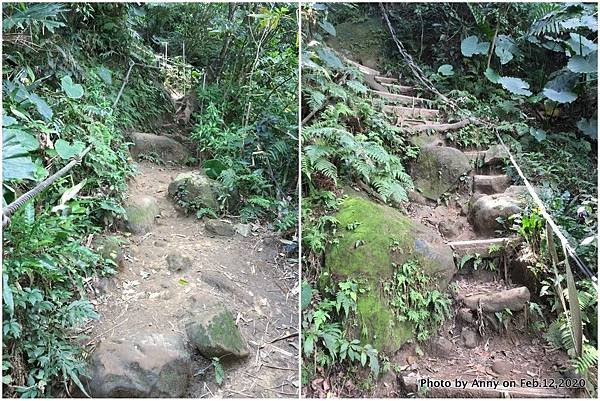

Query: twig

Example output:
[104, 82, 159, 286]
[85, 318, 129, 345]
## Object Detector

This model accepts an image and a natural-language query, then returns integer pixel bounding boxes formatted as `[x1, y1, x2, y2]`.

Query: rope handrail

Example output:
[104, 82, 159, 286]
[2, 145, 92, 227]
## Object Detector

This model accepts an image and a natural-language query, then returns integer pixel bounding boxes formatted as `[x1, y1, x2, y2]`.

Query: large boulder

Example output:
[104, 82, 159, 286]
[410, 145, 472, 200]
[185, 304, 249, 359]
[128, 132, 188, 164]
[324, 197, 456, 353]
[167, 171, 219, 211]
[87, 333, 191, 397]
[124, 195, 159, 234]
[469, 186, 528, 234]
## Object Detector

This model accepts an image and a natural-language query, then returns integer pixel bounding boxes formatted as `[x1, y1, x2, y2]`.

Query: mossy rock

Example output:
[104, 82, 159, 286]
[185, 305, 249, 359]
[326, 17, 386, 70]
[124, 195, 159, 234]
[167, 171, 219, 211]
[93, 235, 125, 270]
[129, 132, 188, 164]
[410, 145, 471, 200]
[324, 197, 455, 353]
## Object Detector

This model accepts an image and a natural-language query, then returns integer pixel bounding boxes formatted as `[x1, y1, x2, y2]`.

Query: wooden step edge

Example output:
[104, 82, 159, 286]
[375, 76, 398, 84]
[403, 375, 571, 398]
[447, 237, 518, 248]
[472, 174, 511, 179]
[344, 58, 380, 76]
[383, 105, 440, 118]
[370, 90, 432, 103]
[381, 82, 415, 93]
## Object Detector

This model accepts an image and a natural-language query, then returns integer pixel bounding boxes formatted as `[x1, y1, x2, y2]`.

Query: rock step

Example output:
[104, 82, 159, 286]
[464, 150, 486, 162]
[345, 58, 380, 75]
[457, 286, 531, 313]
[399, 119, 437, 127]
[371, 90, 432, 106]
[375, 76, 398, 84]
[383, 105, 440, 119]
[403, 376, 571, 398]
[472, 174, 512, 195]
[447, 237, 520, 258]
[380, 82, 415, 94]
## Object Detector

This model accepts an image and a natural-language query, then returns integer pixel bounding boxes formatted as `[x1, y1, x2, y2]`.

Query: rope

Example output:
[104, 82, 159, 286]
[379, 3, 598, 288]
[2, 145, 92, 227]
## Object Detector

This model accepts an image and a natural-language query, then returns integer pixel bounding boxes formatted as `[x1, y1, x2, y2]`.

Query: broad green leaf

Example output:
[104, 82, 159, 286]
[576, 118, 597, 139]
[567, 52, 597, 73]
[301, 281, 313, 310]
[54, 139, 85, 160]
[461, 35, 489, 57]
[484, 68, 500, 83]
[97, 66, 112, 85]
[564, 33, 597, 57]
[530, 127, 547, 142]
[2, 129, 36, 181]
[28, 93, 53, 120]
[4, 128, 38, 151]
[203, 159, 227, 179]
[346, 80, 367, 94]
[2, 113, 17, 126]
[318, 20, 336, 36]
[60, 75, 84, 99]
[497, 76, 532, 96]
[52, 180, 87, 213]
[494, 35, 519, 65]
[212, 358, 224, 385]
[317, 47, 343, 69]
[2, 274, 14, 317]
[543, 88, 577, 103]
[437, 64, 454, 76]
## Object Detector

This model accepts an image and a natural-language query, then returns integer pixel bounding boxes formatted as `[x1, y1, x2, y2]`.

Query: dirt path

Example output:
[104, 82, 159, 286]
[87, 161, 299, 398]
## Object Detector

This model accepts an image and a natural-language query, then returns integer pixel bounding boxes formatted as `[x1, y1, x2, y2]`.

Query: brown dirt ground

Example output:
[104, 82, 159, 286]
[86, 162, 299, 398]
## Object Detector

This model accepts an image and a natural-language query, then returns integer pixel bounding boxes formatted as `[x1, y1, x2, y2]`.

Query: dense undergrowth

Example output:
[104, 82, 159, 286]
[2, 3, 297, 397]
[301, 2, 597, 396]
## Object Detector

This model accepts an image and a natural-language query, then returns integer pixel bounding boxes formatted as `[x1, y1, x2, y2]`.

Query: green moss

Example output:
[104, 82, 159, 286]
[356, 291, 412, 352]
[326, 17, 386, 69]
[326, 197, 413, 279]
[208, 310, 246, 354]
[324, 196, 455, 353]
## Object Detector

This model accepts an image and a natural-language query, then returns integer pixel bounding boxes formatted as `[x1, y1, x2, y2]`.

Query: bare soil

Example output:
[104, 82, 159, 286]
[87, 162, 299, 398]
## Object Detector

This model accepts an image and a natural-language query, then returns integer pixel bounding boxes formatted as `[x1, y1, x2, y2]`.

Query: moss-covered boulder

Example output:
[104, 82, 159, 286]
[129, 132, 188, 164]
[168, 171, 219, 212]
[124, 195, 159, 234]
[93, 235, 125, 271]
[324, 197, 455, 353]
[410, 145, 471, 200]
[185, 305, 249, 359]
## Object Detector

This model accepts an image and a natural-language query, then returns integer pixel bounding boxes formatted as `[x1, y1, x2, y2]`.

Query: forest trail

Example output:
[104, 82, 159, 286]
[85, 161, 299, 398]
[353, 62, 580, 398]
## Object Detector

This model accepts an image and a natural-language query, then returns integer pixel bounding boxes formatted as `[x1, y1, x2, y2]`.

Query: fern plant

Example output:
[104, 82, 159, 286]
[302, 44, 414, 205]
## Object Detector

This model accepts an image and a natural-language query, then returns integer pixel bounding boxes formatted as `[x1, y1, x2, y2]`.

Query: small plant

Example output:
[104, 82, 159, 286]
[137, 152, 165, 166]
[384, 260, 452, 342]
[212, 357, 225, 385]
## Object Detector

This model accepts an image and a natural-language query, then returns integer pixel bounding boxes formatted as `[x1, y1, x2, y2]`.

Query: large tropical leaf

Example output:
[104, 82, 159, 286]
[460, 35, 490, 57]
[497, 76, 532, 96]
[2, 128, 36, 181]
[543, 88, 577, 103]
[567, 51, 597, 74]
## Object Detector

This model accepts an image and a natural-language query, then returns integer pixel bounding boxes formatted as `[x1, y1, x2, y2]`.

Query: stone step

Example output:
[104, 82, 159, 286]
[380, 82, 415, 94]
[375, 76, 398, 84]
[370, 90, 432, 106]
[447, 237, 520, 258]
[464, 150, 486, 162]
[472, 174, 512, 195]
[403, 375, 572, 398]
[383, 105, 440, 119]
[456, 286, 531, 313]
[345, 59, 380, 76]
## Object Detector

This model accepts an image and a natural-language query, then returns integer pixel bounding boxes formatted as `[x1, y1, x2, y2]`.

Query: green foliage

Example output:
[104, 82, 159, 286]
[1, 3, 173, 397]
[182, 4, 298, 235]
[212, 357, 225, 386]
[383, 260, 451, 342]
[302, 279, 380, 377]
[302, 43, 415, 204]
